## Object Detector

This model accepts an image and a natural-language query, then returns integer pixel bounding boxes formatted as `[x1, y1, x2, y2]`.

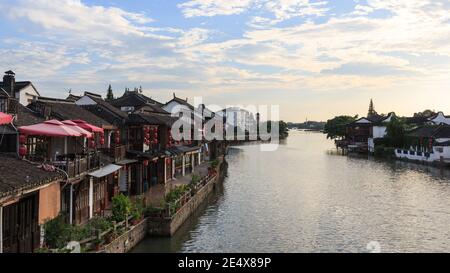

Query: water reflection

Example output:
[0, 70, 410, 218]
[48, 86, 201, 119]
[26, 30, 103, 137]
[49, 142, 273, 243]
[133, 131, 450, 253]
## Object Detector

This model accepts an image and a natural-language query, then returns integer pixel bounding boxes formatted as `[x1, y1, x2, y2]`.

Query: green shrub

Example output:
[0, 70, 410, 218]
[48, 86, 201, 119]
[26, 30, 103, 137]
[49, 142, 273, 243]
[111, 194, 132, 222]
[43, 215, 73, 249]
[210, 160, 219, 169]
[131, 197, 145, 220]
[86, 217, 113, 233]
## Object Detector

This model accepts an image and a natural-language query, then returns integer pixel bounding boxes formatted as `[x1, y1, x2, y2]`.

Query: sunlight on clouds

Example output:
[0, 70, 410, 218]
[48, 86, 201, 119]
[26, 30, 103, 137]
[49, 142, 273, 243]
[1, 0, 450, 120]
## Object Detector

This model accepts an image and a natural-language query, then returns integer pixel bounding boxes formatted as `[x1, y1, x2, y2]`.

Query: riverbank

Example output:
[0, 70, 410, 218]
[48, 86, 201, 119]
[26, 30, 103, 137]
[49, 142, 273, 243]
[101, 157, 227, 253]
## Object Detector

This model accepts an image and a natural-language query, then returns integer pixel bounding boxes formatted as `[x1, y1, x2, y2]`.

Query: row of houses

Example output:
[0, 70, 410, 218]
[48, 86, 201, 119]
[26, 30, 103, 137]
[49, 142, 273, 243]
[338, 102, 450, 164]
[0, 70, 240, 253]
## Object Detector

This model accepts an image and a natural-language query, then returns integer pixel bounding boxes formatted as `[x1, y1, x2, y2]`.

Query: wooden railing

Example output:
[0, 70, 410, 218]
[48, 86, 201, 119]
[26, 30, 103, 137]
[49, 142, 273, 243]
[53, 152, 100, 178]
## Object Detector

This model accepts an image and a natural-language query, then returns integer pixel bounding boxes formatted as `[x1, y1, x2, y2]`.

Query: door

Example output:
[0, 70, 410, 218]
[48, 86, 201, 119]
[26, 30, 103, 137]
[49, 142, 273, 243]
[2, 193, 40, 253]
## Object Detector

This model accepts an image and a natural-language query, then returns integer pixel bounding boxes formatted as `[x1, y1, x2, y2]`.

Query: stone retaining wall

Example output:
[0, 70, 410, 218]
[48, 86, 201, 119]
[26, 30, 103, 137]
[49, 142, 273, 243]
[147, 174, 219, 236]
[103, 219, 148, 253]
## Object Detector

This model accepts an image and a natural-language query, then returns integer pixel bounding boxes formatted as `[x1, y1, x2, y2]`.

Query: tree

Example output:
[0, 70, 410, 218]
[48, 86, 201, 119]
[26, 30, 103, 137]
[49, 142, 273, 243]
[106, 84, 114, 101]
[414, 109, 436, 118]
[323, 115, 357, 140]
[368, 99, 377, 116]
[385, 116, 406, 148]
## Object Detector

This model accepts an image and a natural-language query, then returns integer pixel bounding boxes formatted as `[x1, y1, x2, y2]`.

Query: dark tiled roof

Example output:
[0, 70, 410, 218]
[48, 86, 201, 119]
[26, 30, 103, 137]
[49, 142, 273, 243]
[111, 91, 165, 111]
[0, 81, 33, 93]
[166, 96, 195, 111]
[405, 116, 429, 124]
[167, 145, 201, 155]
[127, 112, 177, 126]
[29, 99, 111, 128]
[408, 125, 450, 138]
[15, 104, 45, 127]
[0, 88, 9, 97]
[66, 94, 82, 102]
[87, 94, 128, 119]
[0, 154, 63, 198]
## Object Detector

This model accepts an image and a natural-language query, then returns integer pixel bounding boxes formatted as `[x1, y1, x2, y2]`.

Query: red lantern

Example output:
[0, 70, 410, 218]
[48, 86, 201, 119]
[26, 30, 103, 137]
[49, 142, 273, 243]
[143, 160, 149, 167]
[19, 145, 27, 157]
[19, 134, 27, 145]
[100, 137, 105, 145]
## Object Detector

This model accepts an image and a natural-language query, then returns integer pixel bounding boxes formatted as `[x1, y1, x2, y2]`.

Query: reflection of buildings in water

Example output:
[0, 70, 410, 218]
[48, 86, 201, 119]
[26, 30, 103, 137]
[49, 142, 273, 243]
[390, 160, 450, 180]
[326, 148, 450, 180]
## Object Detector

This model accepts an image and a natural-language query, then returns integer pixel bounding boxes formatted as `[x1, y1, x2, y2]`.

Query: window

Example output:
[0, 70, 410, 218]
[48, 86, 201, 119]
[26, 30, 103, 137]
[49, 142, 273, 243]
[436, 147, 444, 153]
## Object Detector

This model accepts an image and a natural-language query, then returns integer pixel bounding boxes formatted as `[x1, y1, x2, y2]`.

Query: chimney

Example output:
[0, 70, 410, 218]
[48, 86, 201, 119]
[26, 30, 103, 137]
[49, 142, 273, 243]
[186, 97, 188, 102]
[3, 70, 15, 97]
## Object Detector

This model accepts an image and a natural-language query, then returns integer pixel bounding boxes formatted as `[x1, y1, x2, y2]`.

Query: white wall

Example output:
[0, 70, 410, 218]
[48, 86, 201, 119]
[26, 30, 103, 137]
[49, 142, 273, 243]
[372, 126, 387, 139]
[16, 85, 39, 106]
[75, 96, 97, 106]
[395, 146, 450, 163]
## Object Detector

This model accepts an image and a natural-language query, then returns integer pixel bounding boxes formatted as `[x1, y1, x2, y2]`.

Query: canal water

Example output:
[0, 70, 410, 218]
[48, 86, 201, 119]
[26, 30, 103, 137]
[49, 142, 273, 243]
[132, 131, 450, 253]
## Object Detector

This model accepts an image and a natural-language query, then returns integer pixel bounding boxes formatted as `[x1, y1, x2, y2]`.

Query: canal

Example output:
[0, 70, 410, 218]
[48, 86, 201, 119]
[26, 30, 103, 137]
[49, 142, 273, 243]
[132, 131, 450, 253]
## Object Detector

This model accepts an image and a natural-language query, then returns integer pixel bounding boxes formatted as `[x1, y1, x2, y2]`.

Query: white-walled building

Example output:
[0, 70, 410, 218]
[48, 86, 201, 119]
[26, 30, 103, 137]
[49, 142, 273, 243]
[0, 71, 40, 106]
[394, 125, 450, 164]
[367, 112, 396, 152]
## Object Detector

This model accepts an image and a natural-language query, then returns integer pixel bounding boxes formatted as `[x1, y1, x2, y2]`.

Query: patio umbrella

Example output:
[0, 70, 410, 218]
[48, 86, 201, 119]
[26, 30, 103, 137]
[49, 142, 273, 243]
[0, 112, 13, 125]
[62, 120, 93, 138]
[72, 120, 104, 133]
[19, 119, 83, 137]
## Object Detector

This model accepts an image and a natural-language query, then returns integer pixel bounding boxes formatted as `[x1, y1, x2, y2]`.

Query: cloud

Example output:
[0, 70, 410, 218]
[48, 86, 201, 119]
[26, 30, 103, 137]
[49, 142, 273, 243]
[179, 0, 329, 23]
[178, 0, 254, 17]
[2, 0, 450, 120]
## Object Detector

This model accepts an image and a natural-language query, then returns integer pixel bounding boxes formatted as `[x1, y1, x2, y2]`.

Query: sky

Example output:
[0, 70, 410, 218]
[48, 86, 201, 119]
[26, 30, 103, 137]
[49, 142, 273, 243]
[1, 0, 450, 122]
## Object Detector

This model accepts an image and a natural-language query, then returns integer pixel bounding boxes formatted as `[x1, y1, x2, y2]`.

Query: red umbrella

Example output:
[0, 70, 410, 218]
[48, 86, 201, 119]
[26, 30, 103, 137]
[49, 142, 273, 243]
[72, 120, 104, 133]
[0, 112, 13, 125]
[62, 120, 93, 138]
[19, 119, 83, 137]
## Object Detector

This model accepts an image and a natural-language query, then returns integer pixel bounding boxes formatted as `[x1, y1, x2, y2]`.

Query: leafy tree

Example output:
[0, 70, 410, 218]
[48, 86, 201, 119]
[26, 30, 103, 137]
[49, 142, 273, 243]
[323, 115, 357, 140]
[111, 194, 132, 222]
[368, 99, 377, 116]
[106, 84, 114, 101]
[414, 109, 436, 118]
[385, 116, 406, 148]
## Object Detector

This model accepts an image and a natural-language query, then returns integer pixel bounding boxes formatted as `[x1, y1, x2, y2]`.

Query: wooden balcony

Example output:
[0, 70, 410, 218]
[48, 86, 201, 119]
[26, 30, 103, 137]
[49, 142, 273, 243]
[53, 152, 100, 178]
[99, 144, 128, 162]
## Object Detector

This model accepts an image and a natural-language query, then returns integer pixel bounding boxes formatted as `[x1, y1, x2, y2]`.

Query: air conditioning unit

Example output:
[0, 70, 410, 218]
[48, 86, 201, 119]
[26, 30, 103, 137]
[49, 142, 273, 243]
[121, 106, 135, 112]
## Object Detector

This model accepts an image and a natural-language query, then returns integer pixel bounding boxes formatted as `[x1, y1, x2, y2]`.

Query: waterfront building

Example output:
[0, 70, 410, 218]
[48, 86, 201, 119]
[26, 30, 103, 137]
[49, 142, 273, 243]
[345, 113, 395, 153]
[394, 125, 450, 164]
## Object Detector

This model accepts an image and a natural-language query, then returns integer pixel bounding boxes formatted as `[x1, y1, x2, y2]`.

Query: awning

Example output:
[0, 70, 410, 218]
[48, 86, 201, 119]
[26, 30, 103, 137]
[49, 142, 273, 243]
[72, 120, 104, 133]
[116, 158, 138, 165]
[0, 112, 13, 125]
[88, 164, 122, 178]
[19, 120, 83, 137]
[166, 145, 201, 156]
[62, 120, 93, 138]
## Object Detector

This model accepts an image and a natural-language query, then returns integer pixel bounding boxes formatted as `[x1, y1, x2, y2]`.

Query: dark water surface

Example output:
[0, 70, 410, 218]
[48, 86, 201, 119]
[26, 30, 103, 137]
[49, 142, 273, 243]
[132, 131, 450, 253]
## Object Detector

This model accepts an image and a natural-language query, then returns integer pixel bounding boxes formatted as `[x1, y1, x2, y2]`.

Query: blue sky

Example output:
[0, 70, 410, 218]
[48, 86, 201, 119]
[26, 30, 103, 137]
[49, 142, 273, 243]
[1, 0, 450, 121]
